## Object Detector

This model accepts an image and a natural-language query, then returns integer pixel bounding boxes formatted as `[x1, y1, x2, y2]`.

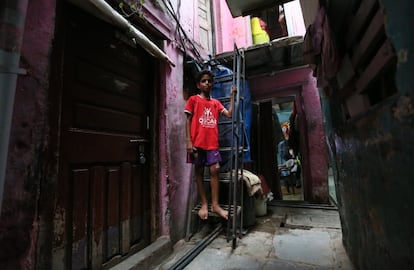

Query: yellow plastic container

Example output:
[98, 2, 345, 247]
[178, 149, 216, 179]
[251, 17, 270, 44]
[250, 17, 262, 35]
[253, 32, 270, 44]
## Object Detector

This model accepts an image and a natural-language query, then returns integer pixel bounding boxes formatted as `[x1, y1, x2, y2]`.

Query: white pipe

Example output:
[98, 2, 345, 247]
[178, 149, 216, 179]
[88, 0, 175, 66]
[0, 1, 30, 213]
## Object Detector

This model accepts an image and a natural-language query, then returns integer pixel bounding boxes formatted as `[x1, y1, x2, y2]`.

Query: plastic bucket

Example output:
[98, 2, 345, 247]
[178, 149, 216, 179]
[255, 196, 267, 216]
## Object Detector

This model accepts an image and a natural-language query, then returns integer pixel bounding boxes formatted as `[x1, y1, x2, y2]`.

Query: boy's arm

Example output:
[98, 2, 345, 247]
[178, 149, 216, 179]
[185, 113, 193, 153]
[221, 85, 236, 118]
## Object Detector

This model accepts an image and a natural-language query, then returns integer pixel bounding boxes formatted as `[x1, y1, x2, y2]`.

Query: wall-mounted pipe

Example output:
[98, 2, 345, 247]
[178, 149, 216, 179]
[0, 1, 30, 213]
[74, 0, 175, 66]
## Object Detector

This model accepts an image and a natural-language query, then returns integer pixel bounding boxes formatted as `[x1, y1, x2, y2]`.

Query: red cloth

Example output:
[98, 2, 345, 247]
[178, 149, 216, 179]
[184, 95, 225, 150]
[258, 175, 270, 195]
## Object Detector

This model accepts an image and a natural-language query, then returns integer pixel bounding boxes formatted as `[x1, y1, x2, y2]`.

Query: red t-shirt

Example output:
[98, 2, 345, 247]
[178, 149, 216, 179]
[184, 95, 225, 150]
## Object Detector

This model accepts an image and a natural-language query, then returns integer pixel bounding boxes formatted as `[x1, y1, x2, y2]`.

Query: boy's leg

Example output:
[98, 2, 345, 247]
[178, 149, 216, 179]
[209, 163, 228, 220]
[195, 164, 208, 220]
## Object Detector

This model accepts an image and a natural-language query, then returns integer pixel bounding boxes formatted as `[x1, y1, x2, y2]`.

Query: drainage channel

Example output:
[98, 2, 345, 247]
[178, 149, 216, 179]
[167, 223, 224, 270]
[268, 200, 338, 210]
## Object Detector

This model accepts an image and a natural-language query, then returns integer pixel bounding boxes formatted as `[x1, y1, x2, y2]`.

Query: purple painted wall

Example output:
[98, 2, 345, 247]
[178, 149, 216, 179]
[0, 0, 199, 268]
[160, 0, 252, 243]
[157, 0, 209, 242]
[159, 43, 188, 241]
[0, 0, 56, 269]
[0, 1, 330, 269]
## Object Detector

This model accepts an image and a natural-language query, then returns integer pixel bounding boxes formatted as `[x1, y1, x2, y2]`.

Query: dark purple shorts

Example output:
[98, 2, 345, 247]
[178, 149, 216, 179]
[187, 148, 222, 166]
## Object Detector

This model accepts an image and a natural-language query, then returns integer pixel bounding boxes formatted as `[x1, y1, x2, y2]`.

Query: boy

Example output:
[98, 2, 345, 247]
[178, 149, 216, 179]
[184, 70, 236, 220]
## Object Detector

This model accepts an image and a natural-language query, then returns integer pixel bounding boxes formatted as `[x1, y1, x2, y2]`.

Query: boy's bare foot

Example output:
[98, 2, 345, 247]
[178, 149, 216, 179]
[198, 204, 208, 220]
[212, 204, 228, 220]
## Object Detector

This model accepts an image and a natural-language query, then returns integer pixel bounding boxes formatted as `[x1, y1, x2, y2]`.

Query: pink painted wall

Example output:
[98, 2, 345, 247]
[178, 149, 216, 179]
[159, 0, 254, 242]
[213, 0, 252, 54]
[0, 3, 328, 270]
[0, 0, 56, 269]
[249, 68, 329, 202]
[212, 0, 307, 54]
[0, 1, 199, 268]
[158, 42, 190, 241]
[301, 71, 329, 201]
[283, 0, 306, 37]
[148, 0, 208, 242]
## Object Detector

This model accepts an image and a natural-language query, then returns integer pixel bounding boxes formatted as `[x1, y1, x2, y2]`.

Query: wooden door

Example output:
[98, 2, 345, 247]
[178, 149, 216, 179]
[53, 6, 153, 269]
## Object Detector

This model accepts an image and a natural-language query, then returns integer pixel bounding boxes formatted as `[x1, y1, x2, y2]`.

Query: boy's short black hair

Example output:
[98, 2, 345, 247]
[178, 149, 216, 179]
[196, 70, 214, 83]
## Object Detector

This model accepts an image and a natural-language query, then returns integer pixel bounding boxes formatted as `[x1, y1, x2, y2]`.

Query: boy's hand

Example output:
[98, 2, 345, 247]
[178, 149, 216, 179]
[186, 140, 193, 153]
[231, 85, 237, 94]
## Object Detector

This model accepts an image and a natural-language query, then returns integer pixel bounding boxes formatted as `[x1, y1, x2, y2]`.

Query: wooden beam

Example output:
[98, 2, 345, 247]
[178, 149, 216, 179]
[351, 8, 385, 69]
[345, 0, 377, 50]
[355, 39, 395, 94]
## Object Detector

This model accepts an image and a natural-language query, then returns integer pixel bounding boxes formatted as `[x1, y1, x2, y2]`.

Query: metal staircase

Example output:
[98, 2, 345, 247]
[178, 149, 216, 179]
[186, 45, 247, 249]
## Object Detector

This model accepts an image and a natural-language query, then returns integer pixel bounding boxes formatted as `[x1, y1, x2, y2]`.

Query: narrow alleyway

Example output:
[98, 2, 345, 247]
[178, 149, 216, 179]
[149, 204, 354, 270]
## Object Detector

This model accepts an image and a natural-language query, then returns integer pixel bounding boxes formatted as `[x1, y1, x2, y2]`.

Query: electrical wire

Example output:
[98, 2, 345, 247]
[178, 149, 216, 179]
[160, 0, 204, 64]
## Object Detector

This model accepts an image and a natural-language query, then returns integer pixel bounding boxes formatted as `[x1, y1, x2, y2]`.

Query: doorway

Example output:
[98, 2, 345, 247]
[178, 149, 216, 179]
[250, 88, 305, 202]
[272, 97, 303, 201]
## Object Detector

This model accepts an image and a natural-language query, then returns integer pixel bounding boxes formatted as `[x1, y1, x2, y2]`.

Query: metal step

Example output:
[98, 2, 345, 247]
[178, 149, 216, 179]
[218, 146, 244, 152]
[203, 171, 242, 183]
[216, 96, 244, 102]
[218, 119, 244, 125]
[191, 203, 242, 218]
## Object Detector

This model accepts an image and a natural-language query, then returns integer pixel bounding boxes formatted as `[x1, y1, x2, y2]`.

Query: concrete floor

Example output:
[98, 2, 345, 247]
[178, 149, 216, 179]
[154, 204, 354, 270]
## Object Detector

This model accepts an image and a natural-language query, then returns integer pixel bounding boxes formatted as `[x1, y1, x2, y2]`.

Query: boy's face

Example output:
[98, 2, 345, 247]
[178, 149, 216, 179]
[197, 74, 213, 92]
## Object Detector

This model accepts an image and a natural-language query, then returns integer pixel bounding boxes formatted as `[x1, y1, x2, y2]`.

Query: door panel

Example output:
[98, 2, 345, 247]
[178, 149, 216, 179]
[54, 6, 153, 269]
